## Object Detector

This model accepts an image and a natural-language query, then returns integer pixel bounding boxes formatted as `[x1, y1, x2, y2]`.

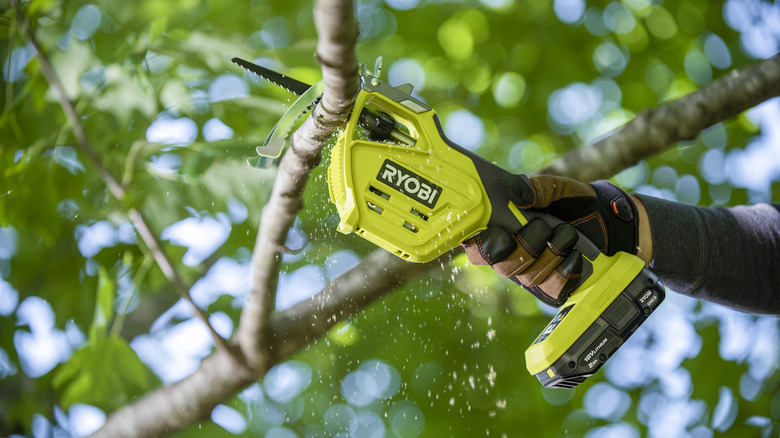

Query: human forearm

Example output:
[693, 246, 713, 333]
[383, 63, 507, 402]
[636, 195, 780, 314]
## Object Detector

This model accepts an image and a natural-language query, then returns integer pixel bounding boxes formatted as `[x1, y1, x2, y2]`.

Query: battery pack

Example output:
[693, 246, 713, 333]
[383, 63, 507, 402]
[531, 268, 665, 389]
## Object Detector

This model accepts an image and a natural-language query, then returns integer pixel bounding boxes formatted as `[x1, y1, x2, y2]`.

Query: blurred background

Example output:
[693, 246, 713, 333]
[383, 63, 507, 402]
[1, 0, 779, 436]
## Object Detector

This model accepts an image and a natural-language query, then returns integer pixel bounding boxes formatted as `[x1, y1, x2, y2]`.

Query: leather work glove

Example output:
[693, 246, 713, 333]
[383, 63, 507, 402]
[462, 174, 640, 307]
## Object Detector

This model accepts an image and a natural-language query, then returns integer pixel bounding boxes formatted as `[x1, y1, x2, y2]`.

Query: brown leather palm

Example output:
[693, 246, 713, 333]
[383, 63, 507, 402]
[463, 173, 639, 307]
[462, 219, 582, 307]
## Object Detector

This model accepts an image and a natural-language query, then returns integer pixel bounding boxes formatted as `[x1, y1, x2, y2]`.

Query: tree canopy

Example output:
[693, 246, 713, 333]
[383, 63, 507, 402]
[1, 0, 779, 437]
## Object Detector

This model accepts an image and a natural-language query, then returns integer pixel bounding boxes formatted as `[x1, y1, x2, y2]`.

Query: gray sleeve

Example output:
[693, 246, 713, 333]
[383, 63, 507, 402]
[636, 195, 780, 315]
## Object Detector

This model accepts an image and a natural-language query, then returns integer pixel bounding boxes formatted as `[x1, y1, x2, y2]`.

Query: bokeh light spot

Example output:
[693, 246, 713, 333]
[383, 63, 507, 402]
[554, 0, 585, 24]
[202, 118, 234, 142]
[385, 0, 420, 11]
[548, 82, 602, 130]
[208, 74, 248, 102]
[651, 165, 678, 190]
[3, 44, 34, 82]
[349, 411, 385, 438]
[389, 401, 425, 437]
[508, 140, 543, 173]
[260, 17, 291, 49]
[604, 2, 636, 35]
[71, 4, 101, 40]
[585, 7, 610, 36]
[161, 214, 230, 267]
[325, 250, 361, 280]
[264, 361, 313, 404]
[67, 404, 105, 437]
[146, 115, 198, 146]
[712, 387, 738, 432]
[438, 18, 473, 62]
[593, 42, 628, 76]
[388, 58, 426, 91]
[676, 174, 701, 204]
[444, 110, 484, 151]
[646, 6, 677, 39]
[463, 63, 492, 94]
[212, 404, 247, 434]
[584, 382, 631, 421]
[614, 160, 649, 189]
[645, 59, 674, 95]
[492, 72, 527, 108]
[323, 404, 355, 435]
[684, 49, 713, 85]
[704, 33, 732, 69]
[699, 149, 727, 184]
[276, 265, 327, 311]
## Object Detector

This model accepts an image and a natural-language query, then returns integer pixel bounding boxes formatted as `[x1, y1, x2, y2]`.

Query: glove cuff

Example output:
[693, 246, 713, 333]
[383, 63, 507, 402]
[589, 181, 640, 256]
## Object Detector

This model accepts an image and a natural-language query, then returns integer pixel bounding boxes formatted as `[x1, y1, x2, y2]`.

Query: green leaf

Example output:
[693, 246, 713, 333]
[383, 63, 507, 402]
[53, 335, 160, 411]
[149, 17, 168, 45]
[0, 8, 18, 41]
[28, 0, 57, 15]
[93, 265, 116, 335]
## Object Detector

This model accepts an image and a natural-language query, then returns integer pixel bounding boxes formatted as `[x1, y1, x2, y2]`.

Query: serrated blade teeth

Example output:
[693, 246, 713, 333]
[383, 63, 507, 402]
[231, 57, 311, 96]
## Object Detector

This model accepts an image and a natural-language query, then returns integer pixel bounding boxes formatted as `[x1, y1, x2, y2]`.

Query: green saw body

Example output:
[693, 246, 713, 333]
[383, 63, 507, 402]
[232, 57, 665, 389]
[327, 78, 664, 388]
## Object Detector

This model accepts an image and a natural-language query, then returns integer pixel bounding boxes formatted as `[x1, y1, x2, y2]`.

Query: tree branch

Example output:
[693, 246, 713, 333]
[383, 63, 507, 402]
[88, 349, 256, 438]
[539, 54, 780, 181]
[129, 209, 230, 353]
[270, 249, 445, 360]
[235, 0, 359, 368]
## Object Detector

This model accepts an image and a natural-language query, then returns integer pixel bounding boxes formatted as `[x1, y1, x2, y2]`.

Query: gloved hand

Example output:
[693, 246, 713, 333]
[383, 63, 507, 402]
[461, 174, 640, 307]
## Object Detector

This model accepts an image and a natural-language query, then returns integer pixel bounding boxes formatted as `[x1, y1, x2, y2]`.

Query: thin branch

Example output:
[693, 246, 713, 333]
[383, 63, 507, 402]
[129, 209, 230, 354]
[235, 0, 359, 368]
[11, 1, 228, 352]
[539, 54, 780, 181]
[270, 249, 445, 360]
[12, 0, 125, 200]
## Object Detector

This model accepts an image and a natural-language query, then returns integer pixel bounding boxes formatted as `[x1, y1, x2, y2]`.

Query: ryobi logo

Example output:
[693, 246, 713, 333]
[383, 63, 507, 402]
[377, 160, 442, 208]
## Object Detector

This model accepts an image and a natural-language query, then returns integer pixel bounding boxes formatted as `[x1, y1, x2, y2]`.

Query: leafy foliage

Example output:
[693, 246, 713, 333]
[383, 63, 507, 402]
[1, 0, 779, 437]
[53, 334, 159, 412]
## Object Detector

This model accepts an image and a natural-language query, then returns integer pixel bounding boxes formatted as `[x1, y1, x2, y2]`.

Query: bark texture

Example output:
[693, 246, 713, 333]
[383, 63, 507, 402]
[539, 54, 780, 181]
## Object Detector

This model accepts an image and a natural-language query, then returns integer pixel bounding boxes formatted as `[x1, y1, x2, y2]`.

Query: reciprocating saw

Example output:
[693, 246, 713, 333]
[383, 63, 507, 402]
[233, 57, 664, 389]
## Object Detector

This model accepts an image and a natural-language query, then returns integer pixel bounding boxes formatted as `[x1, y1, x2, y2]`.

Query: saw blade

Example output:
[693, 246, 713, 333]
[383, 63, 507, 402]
[231, 57, 311, 96]
[232, 57, 324, 168]
[248, 79, 325, 168]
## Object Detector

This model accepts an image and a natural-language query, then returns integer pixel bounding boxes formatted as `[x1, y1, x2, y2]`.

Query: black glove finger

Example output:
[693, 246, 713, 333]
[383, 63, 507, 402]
[491, 218, 553, 277]
[499, 173, 538, 209]
[462, 226, 515, 266]
[462, 218, 552, 275]
[500, 173, 597, 210]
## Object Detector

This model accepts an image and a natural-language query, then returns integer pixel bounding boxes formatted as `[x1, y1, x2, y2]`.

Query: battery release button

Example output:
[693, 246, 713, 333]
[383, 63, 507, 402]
[603, 294, 638, 331]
